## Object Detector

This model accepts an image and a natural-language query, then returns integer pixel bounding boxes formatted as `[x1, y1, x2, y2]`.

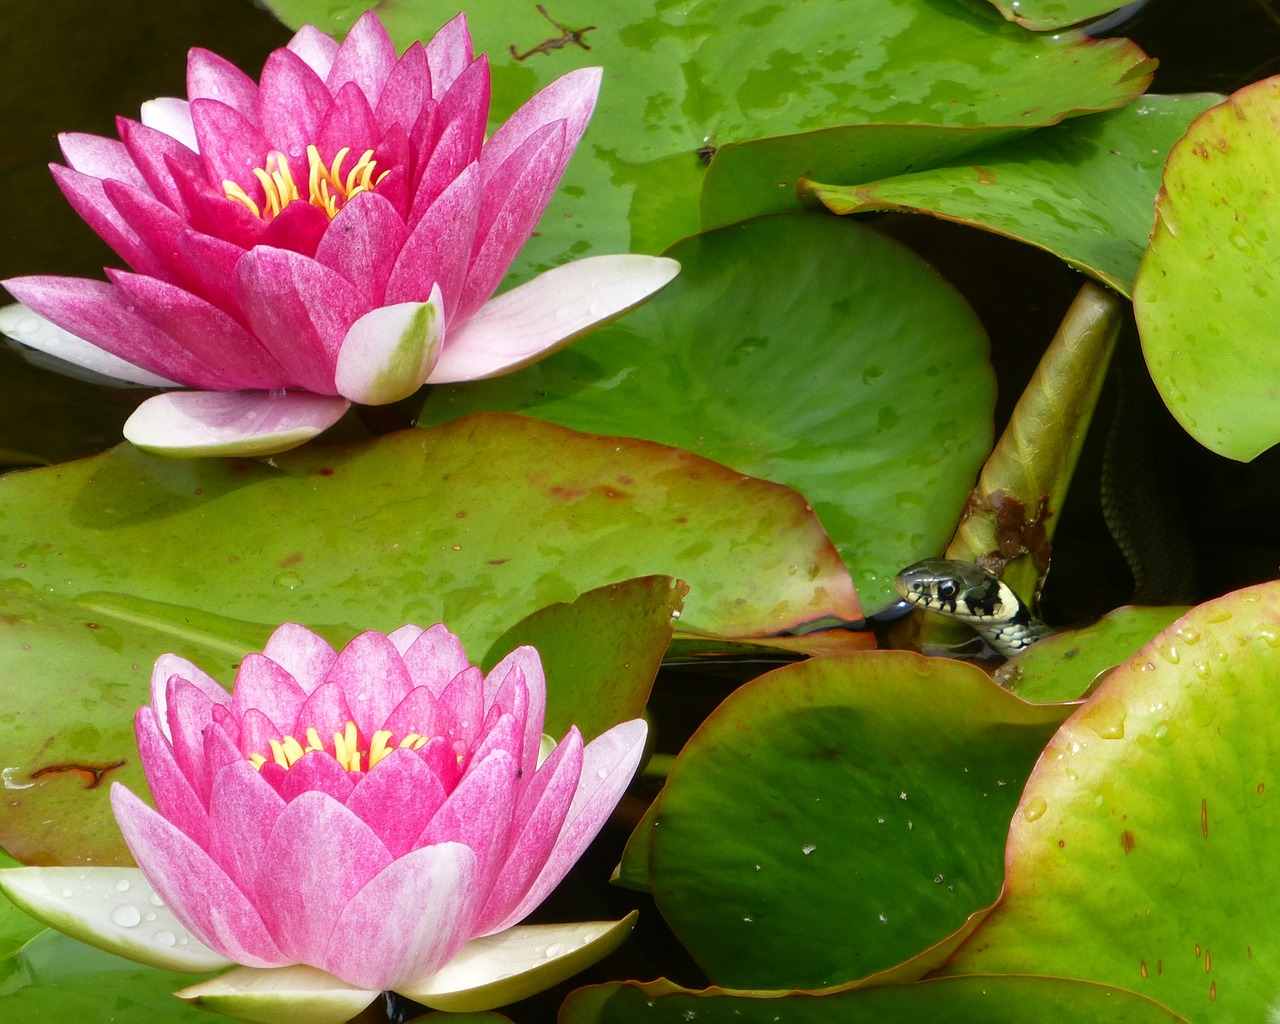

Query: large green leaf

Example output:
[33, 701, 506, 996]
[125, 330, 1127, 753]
[560, 975, 1189, 1023]
[261, 0, 1152, 275]
[0, 417, 854, 865]
[804, 95, 1220, 296]
[421, 214, 995, 611]
[0, 929, 214, 1023]
[1134, 81, 1280, 462]
[641, 652, 1069, 990]
[946, 582, 1280, 1022]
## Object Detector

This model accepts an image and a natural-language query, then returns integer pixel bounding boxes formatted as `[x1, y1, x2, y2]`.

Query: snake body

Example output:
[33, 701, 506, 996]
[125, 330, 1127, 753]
[894, 559, 1053, 657]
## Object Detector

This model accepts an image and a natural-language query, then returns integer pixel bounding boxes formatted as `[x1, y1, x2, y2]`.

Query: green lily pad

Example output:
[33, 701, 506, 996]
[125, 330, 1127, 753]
[945, 582, 1280, 1021]
[559, 975, 1190, 1023]
[420, 214, 995, 611]
[981, 0, 1135, 32]
[804, 94, 1221, 297]
[997, 604, 1190, 702]
[642, 652, 1069, 990]
[483, 576, 685, 743]
[0, 417, 854, 865]
[0, 928, 216, 1023]
[1134, 81, 1280, 461]
[262, 0, 1152, 276]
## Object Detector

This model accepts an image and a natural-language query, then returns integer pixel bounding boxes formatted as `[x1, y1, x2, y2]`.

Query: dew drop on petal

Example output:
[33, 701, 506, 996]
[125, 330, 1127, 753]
[110, 905, 141, 928]
[149, 892, 165, 907]
[115, 879, 130, 892]
[153, 929, 177, 947]
[544, 943, 563, 958]
[59, 888, 73, 899]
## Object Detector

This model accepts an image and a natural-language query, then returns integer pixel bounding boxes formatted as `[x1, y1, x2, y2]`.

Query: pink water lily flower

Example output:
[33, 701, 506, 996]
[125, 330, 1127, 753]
[0, 11, 678, 457]
[0, 623, 646, 1020]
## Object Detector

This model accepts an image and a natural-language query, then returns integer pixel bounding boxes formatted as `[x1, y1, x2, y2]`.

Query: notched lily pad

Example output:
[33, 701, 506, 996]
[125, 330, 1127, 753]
[1135, 79, 1280, 462]
[644, 652, 1069, 989]
[947, 581, 1280, 1022]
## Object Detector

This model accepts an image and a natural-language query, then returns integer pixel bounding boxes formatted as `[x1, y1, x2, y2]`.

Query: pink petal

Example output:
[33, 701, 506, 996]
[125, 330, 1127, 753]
[167, 155, 266, 250]
[175, 230, 245, 315]
[314, 192, 408, 302]
[429, 254, 680, 384]
[381, 685, 442, 744]
[204, 719, 251, 795]
[400, 624, 472, 696]
[484, 719, 647, 933]
[418, 735, 463, 794]
[117, 117, 207, 216]
[483, 647, 545, 778]
[480, 67, 599, 183]
[386, 162, 481, 317]
[149, 652, 229, 733]
[425, 14, 473, 98]
[325, 842, 476, 990]
[287, 24, 340, 80]
[0, 303, 175, 387]
[315, 82, 379, 165]
[278, 750, 354, 804]
[239, 707, 285, 763]
[234, 246, 370, 394]
[333, 291, 444, 405]
[458, 121, 566, 321]
[102, 182, 208, 291]
[231, 653, 310, 730]
[135, 708, 210, 848]
[262, 623, 338, 695]
[166, 679, 223, 806]
[375, 42, 430, 136]
[260, 198, 331, 258]
[431, 54, 490, 179]
[111, 783, 286, 967]
[417, 750, 520, 925]
[206, 760, 286, 894]
[406, 115, 478, 223]
[139, 97, 198, 152]
[191, 99, 272, 200]
[327, 11, 398, 106]
[438, 666, 485, 753]
[123, 390, 351, 458]
[105, 269, 292, 389]
[58, 133, 148, 189]
[3, 275, 234, 388]
[294, 681, 356, 747]
[346, 748, 448, 857]
[49, 166, 170, 280]
[322, 630, 415, 738]
[258, 48, 332, 158]
[254, 791, 392, 962]
[474, 729, 583, 934]
[188, 49, 260, 122]
[386, 625, 424, 655]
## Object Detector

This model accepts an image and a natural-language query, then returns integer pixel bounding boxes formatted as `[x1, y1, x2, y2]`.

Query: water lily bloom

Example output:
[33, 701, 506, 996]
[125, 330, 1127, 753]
[0, 12, 678, 457]
[0, 623, 647, 1021]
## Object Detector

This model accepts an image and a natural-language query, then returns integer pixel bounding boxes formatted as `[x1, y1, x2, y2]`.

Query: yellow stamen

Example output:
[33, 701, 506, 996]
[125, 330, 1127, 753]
[249, 753, 267, 769]
[249, 719, 433, 774]
[368, 730, 395, 770]
[224, 144, 391, 223]
[268, 738, 288, 770]
[304, 727, 324, 753]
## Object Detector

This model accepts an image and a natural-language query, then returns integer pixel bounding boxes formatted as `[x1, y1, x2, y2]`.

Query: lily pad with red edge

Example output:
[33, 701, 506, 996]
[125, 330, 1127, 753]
[997, 604, 1190, 702]
[0, 417, 854, 866]
[421, 213, 995, 612]
[1135, 80, 1280, 462]
[263, 0, 1152, 274]
[944, 581, 1280, 1022]
[642, 652, 1070, 990]
[558, 975, 1190, 1023]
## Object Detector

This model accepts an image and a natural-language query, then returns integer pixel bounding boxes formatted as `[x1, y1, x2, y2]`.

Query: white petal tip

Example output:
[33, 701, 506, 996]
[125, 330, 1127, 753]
[0, 866, 232, 973]
[335, 294, 444, 406]
[177, 964, 378, 1024]
[398, 913, 638, 1013]
[123, 390, 350, 458]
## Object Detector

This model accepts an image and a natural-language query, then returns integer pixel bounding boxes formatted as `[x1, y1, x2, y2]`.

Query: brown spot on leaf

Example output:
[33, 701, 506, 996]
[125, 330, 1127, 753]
[976, 167, 996, 185]
[277, 551, 304, 568]
[1121, 829, 1135, 853]
[509, 4, 596, 60]
[1201, 797, 1209, 838]
[30, 760, 126, 789]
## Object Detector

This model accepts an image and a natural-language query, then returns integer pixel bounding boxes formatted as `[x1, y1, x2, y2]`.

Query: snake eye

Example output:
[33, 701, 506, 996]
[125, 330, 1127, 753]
[937, 580, 958, 600]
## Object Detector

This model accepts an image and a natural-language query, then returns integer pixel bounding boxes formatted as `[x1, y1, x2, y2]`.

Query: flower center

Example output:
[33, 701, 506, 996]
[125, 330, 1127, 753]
[249, 720, 428, 773]
[223, 145, 390, 222]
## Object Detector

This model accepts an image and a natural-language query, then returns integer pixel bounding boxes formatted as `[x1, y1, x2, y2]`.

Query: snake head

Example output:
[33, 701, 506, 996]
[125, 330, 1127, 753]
[894, 559, 1009, 620]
